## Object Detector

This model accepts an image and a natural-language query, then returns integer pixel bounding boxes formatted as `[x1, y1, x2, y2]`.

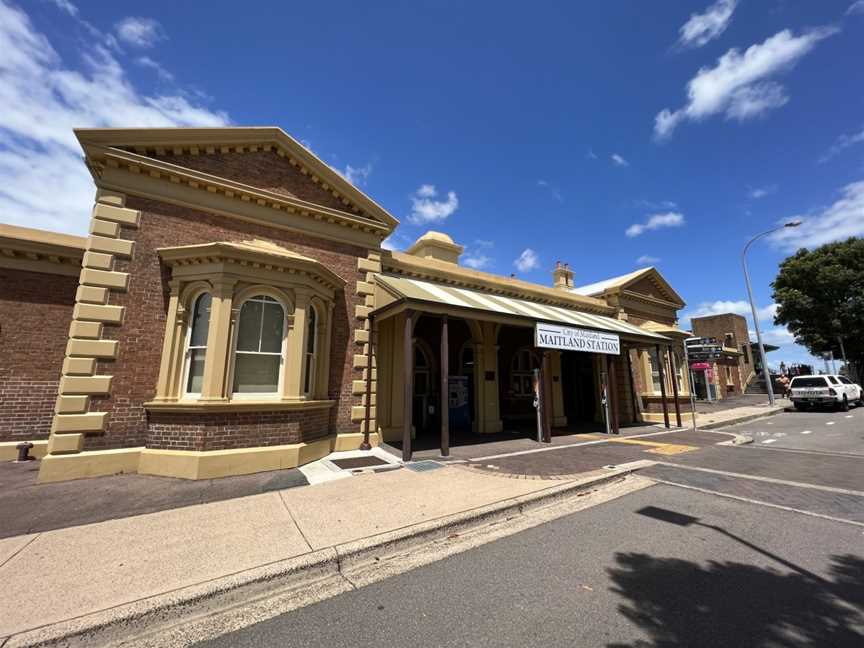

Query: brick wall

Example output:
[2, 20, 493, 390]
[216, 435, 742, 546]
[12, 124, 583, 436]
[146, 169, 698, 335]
[148, 150, 351, 214]
[86, 195, 368, 451]
[0, 268, 77, 442]
[147, 407, 331, 451]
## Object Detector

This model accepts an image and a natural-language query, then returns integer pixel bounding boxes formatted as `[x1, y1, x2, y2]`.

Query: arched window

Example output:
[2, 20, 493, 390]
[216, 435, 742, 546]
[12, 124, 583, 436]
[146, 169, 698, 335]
[184, 292, 211, 396]
[510, 348, 538, 397]
[232, 295, 285, 395]
[303, 305, 318, 397]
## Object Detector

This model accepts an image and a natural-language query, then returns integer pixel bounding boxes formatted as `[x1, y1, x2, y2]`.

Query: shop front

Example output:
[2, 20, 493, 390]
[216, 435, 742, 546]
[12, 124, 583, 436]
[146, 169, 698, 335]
[369, 268, 673, 461]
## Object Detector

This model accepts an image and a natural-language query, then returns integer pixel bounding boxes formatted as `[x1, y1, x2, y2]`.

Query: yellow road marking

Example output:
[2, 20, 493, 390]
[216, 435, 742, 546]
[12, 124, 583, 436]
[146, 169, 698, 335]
[645, 444, 697, 455]
[607, 437, 697, 455]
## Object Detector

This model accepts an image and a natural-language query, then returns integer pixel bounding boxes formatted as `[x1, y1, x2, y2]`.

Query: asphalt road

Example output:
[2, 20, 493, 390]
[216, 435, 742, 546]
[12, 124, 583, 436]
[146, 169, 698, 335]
[196, 483, 864, 648]
[195, 409, 864, 647]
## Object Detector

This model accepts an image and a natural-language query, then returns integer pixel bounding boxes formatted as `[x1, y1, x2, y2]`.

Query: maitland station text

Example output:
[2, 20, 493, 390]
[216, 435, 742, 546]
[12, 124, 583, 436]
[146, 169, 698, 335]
[534, 323, 620, 355]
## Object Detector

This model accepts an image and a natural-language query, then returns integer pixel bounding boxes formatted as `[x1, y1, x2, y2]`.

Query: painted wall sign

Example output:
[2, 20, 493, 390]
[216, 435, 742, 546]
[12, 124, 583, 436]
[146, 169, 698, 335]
[535, 322, 620, 355]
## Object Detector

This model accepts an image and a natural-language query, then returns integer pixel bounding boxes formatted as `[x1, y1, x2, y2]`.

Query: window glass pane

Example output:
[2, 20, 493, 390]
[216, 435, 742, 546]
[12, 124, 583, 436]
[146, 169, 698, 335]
[189, 293, 211, 347]
[304, 354, 314, 394]
[233, 354, 280, 393]
[827, 376, 839, 384]
[839, 376, 852, 384]
[415, 348, 427, 367]
[236, 300, 263, 352]
[306, 308, 317, 354]
[186, 348, 206, 393]
[260, 301, 284, 353]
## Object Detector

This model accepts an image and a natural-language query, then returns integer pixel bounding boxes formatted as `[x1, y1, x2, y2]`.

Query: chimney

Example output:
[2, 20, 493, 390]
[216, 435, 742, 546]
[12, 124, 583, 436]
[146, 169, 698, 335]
[552, 260, 574, 290]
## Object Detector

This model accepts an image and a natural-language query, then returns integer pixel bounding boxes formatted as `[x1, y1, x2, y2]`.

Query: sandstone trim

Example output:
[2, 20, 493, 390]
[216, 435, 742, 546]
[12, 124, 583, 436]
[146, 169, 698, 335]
[42, 190, 140, 476]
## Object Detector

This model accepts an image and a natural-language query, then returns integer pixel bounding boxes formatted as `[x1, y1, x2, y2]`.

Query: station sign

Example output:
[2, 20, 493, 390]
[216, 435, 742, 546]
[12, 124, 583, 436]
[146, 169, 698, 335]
[535, 322, 620, 355]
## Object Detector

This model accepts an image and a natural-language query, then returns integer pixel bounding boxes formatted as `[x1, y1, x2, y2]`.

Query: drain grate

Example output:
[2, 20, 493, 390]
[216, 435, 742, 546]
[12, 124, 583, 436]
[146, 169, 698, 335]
[330, 456, 390, 470]
[405, 460, 444, 473]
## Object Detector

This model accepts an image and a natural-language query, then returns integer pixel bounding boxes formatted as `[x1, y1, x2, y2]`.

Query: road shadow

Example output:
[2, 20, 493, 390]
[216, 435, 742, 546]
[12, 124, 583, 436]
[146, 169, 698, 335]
[607, 552, 864, 647]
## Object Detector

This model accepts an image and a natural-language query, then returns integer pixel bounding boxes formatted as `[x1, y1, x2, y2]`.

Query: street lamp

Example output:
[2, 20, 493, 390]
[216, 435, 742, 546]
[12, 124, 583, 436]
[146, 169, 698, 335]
[742, 220, 801, 405]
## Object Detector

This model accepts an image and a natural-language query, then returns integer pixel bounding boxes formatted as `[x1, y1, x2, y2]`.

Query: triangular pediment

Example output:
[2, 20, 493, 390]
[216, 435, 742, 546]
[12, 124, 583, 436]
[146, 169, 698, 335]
[620, 268, 685, 307]
[74, 127, 398, 231]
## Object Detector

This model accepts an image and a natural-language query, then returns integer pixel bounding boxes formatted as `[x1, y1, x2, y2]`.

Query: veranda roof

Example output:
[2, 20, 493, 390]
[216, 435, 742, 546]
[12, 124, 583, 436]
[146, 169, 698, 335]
[373, 274, 669, 344]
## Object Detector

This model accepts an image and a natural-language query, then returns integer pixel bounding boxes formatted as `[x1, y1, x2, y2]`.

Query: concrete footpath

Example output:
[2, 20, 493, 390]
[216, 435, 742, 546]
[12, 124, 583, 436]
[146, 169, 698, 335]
[692, 398, 788, 430]
[0, 461, 637, 647]
[0, 402, 783, 646]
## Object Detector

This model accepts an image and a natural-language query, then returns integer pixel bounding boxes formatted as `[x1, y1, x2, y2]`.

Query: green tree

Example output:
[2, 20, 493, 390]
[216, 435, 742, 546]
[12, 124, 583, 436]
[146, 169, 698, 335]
[772, 237, 864, 379]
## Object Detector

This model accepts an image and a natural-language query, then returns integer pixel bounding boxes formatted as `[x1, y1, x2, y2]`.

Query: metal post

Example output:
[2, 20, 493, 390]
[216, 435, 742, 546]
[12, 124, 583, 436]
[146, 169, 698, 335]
[668, 347, 682, 428]
[683, 342, 698, 431]
[533, 367, 543, 443]
[361, 313, 375, 450]
[402, 311, 414, 462]
[440, 315, 449, 457]
[608, 354, 620, 434]
[541, 351, 553, 443]
[838, 337, 853, 380]
[601, 355, 612, 435]
[656, 345, 670, 428]
[741, 223, 802, 404]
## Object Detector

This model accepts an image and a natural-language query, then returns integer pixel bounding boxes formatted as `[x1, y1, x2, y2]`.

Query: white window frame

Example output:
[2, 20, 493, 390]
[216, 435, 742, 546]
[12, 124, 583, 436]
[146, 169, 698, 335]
[182, 291, 212, 399]
[230, 294, 287, 400]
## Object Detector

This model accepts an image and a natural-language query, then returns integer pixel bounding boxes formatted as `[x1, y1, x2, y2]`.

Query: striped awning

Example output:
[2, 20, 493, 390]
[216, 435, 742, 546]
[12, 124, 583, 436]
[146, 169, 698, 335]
[373, 274, 668, 343]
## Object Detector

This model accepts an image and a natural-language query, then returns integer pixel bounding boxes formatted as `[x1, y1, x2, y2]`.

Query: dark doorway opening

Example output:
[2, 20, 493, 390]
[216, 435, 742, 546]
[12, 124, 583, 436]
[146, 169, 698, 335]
[560, 350, 597, 425]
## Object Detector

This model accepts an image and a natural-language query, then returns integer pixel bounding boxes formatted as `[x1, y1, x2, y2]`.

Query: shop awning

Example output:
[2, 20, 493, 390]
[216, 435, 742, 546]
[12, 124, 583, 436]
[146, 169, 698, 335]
[373, 274, 669, 344]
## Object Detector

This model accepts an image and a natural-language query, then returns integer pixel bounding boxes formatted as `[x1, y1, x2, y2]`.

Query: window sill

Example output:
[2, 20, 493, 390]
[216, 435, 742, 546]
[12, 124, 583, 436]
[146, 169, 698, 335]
[144, 399, 336, 414]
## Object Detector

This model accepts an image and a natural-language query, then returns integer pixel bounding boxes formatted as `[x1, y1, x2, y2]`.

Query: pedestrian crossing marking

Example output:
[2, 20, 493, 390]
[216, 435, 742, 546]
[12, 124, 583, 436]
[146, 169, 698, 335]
[645, 444, 697, 456]
[607, 438, 697, 455]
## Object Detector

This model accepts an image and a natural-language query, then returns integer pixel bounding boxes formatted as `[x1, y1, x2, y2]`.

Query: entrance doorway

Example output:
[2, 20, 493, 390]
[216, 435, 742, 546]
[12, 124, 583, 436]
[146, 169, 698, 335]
[560, 351, 597, 425]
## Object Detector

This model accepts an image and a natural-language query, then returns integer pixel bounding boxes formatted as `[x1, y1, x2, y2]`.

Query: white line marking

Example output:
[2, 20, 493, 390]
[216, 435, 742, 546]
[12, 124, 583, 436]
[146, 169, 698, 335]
[647, 479, 864, 528]
[653, 461, 864, 496]
[845, 415, 853, 419]
[801, 430, 812, 435]
[470, 427, 723, 461]
[826, 421, 836, 426]
[762, 439, 777, 444]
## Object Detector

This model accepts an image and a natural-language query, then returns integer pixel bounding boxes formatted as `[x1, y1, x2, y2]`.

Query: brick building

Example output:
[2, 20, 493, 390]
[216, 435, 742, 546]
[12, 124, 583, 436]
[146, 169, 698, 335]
[0, 127, 693, 481]
[690, 313, 754, 399]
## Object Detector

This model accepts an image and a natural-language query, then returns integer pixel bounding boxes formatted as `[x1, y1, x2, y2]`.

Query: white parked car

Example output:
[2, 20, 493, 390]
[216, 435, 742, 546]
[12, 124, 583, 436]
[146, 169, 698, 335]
[788, 374, 863, 411]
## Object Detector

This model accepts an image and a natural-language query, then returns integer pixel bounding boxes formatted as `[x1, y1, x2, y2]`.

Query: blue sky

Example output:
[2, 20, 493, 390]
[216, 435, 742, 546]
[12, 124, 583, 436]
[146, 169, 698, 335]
[3, 0, 864, 369]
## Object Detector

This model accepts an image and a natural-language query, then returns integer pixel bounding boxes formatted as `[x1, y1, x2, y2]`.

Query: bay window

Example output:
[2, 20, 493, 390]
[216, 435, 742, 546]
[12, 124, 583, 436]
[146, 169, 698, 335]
[149, 240, 344, 410]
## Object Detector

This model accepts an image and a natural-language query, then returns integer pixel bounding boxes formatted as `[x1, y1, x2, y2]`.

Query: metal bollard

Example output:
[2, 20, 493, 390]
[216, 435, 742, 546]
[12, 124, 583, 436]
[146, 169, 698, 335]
[15, 442, 34, 462]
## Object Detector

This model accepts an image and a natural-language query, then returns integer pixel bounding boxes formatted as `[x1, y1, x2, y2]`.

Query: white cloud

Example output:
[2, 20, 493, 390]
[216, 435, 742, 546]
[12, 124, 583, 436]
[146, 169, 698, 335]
[115, 16, 165, 48]
[408, 184, 459, 225]
[536, 179, 563, 202]
[682, 300, 778, 327]
[749, 184, 777, 199]
[463, 239, 494, 269]
[625, 212, 685, 237]
[339, 163, 372, 187]
[819, 125, 864, 163]
[847, 1, 864, 15]
[514, 248, 539, 273]
[610, 153, 629, 167]
[0, 1, 229, 234]
[769, 180, 864, 250]
[636, 255, 661, 265]
[381, 232, 412, 252]
[678, 0, 737, 49]
[753, 327, 795, 346]
[586, 149, 598, 160]
[635, 199, 678, 210]
[655, 27, 838, 139]
[48, 0, 78, 16]
[135, 56, 174, 82]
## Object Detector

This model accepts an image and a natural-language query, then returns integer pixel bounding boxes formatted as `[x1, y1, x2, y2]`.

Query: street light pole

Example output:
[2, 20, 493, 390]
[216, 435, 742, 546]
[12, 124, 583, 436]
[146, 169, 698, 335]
[742, 221, 801, 406]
